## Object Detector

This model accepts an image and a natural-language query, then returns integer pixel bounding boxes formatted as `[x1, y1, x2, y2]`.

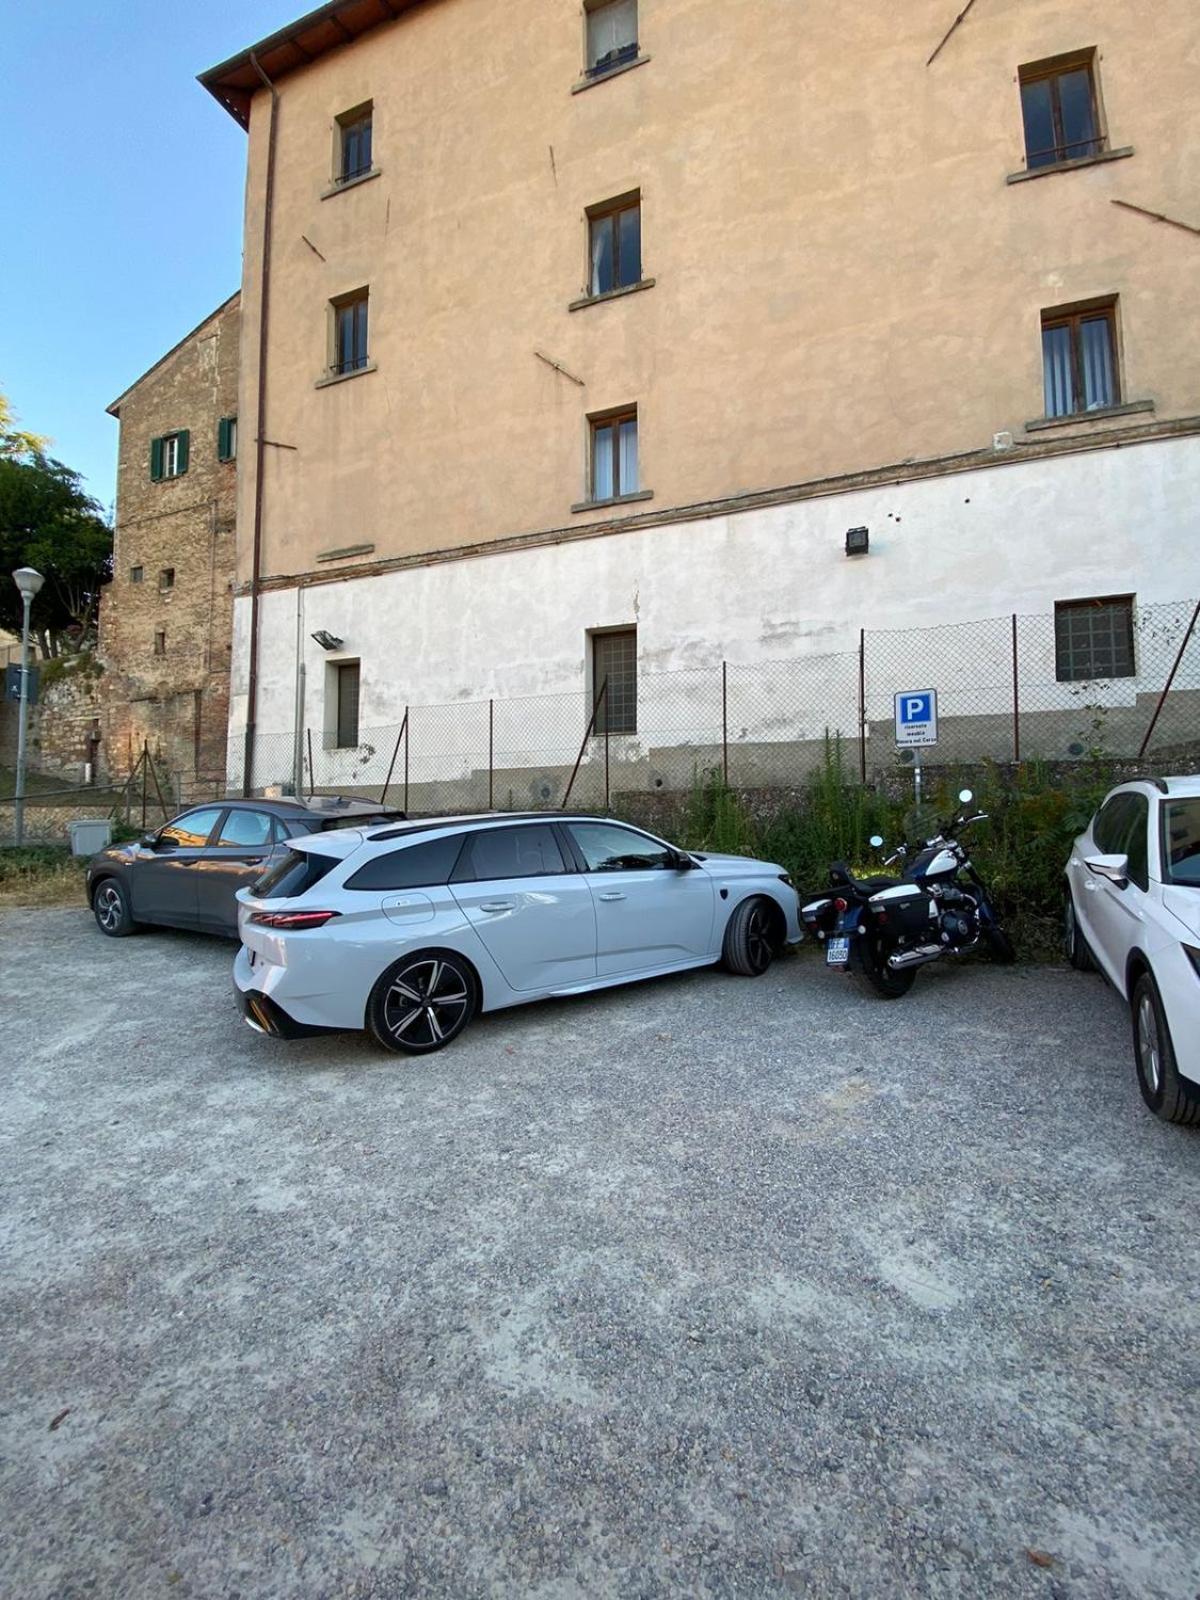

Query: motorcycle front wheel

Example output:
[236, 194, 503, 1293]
[856, 937, 916, 999]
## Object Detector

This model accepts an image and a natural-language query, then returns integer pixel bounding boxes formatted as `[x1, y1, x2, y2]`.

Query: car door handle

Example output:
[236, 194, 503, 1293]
[598, 891, 627, 902]
[480, 900, 514, 913]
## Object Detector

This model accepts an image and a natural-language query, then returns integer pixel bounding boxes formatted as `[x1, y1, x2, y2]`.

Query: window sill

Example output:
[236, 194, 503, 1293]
[1006, 146, 1134, 185]
[1024, 399, 1154, 433]
[315, 362, 378, 390]
[568, 278, 656, 313]
[320, 167, 382, 200]
[571, 52, 651, 94]
[571, 489, 654, 514]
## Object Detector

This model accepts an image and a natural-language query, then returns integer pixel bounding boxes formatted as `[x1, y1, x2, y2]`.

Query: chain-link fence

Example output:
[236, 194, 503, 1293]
[208, 597, 1198, 814]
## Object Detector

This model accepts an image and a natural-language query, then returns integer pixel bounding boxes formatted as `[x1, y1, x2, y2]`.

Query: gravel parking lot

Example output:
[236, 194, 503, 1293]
[2, 907, 1198, 1600]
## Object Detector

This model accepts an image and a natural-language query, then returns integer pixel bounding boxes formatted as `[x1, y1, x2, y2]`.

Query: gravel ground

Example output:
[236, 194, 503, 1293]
[1, 908, 1198, 1600]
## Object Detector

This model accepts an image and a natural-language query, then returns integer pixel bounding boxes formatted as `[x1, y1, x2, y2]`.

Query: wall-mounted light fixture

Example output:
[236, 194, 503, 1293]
[845, 525, 869, 558]
[311, 629, 345, 651]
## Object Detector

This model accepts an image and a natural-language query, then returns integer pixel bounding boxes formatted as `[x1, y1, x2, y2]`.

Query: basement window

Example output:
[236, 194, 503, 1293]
[334, 660, 361, 748]
[591, 626, 638, 735]
[1054, 595, 1135, 681]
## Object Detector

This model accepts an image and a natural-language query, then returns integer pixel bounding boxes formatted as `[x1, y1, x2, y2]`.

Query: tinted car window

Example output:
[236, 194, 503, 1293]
[216, 809, 273, 847]
[1120, 794, 1150, 890]
[159, 807, 223, 849]
[1163, 798, 1200, 886]
[344, 833, 467, 891]
[458, 825, 566, 882]
[1092, 795, 1133, 855]
[253, 850, 338, 899]
[569, 821, 673, 872]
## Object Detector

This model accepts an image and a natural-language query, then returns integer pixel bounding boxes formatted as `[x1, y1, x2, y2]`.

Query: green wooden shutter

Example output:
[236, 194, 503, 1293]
[150, 437, 164, 481]
[217, 417, 229, 461]
[175, 430, 190, 475]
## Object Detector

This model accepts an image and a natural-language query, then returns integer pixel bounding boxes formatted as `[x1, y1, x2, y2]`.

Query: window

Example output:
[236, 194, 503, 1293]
[1055, 596, 1135, 682]
[454, 825, 567, 883]
[1162, 798, 1200, 887]
[592, 626, 637, 734]
[159, 568, 175, 593]
[218, 416, 237, 462]
[158, 807, 223, 849]
[335, 660, 361, 747]
[154, 630, 167, 656]
[150, 430, 189, 481]
[1041, 301, 1119, 418]
[589, 194, 641, 296]
[345, 833, 467, 891]
[129, 565, 143, 584]
[215, 809, 274, 848]
[568, 821, 673, 872]
[1091, 792, 1149, 889]
[337, 104, 373, 183]
[332, 290, 369, 376]
[1019, 52, 1103, 170]
[586, 0, 638, 76]
[590, 407, 638, 501]
[254, 850, 337, 900]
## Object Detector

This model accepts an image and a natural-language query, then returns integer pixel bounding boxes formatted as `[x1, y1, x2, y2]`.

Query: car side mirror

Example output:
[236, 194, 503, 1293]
[1085, 852, 1129, 888]
[673, 850, 696, 871]
[140, 832, 159, 849]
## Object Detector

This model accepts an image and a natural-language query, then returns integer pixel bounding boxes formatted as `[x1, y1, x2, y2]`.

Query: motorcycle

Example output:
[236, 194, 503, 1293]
[800, 788, 1015, 998]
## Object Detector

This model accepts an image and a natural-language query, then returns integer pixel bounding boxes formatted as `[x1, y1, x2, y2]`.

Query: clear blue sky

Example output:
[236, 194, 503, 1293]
[0, 2, 303, 513]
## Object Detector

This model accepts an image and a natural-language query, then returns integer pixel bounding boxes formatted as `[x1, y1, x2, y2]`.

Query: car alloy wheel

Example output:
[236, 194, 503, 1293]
[1136, 991, 1162, 1097]
[96, 884, 123, 932]
[381, 955, 473, 1051]
[744, 903, 773, 973]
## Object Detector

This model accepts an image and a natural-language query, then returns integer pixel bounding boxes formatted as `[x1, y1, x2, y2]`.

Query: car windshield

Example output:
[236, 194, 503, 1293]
[1162, 798, 1200, 886]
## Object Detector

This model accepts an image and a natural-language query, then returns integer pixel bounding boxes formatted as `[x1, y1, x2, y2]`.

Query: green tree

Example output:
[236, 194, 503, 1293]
[0, 452, 112, 654]
[0, 389, 50, 459]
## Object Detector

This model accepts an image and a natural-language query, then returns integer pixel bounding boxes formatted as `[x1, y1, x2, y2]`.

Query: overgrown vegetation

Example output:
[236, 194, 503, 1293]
[0, 845, 87, 907]
[660, 739, 1112, 957]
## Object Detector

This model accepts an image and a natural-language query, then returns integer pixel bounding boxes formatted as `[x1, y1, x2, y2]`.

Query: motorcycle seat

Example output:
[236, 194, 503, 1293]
[829, 862, 902, 896]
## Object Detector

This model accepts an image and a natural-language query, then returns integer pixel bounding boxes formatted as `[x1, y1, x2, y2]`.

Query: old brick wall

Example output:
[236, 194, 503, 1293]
[97, 294, 239, 788]
[0, 658, 104, 784]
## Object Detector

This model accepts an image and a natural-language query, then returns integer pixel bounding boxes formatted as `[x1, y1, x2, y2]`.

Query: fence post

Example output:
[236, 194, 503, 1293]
[140, 742, 148, 830]
[1011, 613, 1021, 765]
[722, 660, 729, 785]
[563, 678, 607, 810]
[488, 699, 494, 811]
[604, 710, 610, 811]
[305, 728, 315, 798]
[379, 711, 408, 809]
[1138, 597, 1200, 760]
[857, 629, 867, 784]
[403, 705, 410, 813]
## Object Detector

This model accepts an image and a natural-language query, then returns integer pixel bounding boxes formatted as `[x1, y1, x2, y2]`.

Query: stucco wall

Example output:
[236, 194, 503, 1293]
[228, 434, 1200, 794]
[232, 0, 1200, 585]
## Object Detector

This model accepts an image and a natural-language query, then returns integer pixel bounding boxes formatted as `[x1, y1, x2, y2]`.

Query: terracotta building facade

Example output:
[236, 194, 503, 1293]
[99, 294, 240, 789]
[200, 0, 1200, 794]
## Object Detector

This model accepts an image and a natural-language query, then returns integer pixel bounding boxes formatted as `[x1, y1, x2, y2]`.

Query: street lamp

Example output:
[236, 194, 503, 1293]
[12, 566, 44, 847]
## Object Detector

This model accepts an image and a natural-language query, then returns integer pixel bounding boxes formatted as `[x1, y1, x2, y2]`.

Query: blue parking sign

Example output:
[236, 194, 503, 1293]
[894, 689, 937, 747]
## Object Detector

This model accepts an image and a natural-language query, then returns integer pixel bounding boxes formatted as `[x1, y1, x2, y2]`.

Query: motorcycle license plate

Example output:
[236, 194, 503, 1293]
[826, 936, 851, 966]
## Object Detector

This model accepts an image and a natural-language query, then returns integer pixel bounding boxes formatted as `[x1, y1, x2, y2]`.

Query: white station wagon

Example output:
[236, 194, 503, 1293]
[235, 812, 801, 1054]
[1065, 776, 1200, 1125]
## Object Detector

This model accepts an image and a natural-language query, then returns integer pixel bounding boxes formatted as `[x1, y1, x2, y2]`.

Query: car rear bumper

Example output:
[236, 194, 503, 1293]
[236, 984, 340, 1040]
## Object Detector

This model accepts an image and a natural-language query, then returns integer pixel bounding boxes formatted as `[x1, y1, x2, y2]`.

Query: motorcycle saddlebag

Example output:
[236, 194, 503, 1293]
[867, 883, 935, 939]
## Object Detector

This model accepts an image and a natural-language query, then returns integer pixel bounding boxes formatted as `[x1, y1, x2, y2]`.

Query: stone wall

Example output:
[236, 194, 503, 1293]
[98, 294, 239, 788]
[0, 656, 104, 785]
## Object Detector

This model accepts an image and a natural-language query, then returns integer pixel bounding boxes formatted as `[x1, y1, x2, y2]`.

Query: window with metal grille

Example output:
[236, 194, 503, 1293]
[1054, 596, 1135, 682]
[337, 105, 373, 183]
[592, 627, 637, 734]
[590, 407, 638, 501]
[586, 0, 637, 76]
[589, 194, 641, 296]
[335, 661, 361, 747]
[332, 290, 369, 376]
[1041, 301, 1119, 418]
[1019, 52, 1103, 170]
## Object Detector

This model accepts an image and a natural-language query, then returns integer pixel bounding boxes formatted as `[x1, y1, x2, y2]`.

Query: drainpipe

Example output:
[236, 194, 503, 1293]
[292, 585, 306, 797]
[242, 50, 279, 796]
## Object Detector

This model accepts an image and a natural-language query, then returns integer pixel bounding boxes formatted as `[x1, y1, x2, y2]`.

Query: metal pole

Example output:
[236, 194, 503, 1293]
[488, 699, 494, 811]
[403, 705, 409, 813]
[721, 660, 729, 786]
[563, 677, 607, 810]
[604, 708, 610, 811]
[1011, 613, 1021, 764]
[141, 743, 148, 830]
[13, 591, 33, 847]
[306, 728, 315, 798]
[1138, 597, 1200, 760]
[914, 753, 923, 813]
[379, 712, 407, 809]
[858, 628, 867, 783]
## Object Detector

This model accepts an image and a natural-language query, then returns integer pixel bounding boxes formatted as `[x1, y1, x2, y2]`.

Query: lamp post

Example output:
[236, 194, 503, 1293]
[12, 566, 44, 847]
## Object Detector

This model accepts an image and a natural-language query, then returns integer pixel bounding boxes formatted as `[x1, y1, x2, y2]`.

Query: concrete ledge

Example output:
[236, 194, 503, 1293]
[1025, 399, 1154, 433]
[320, 168, 382, 200]
[570, 53, 650, 94]
[314, 362, 377, 390]
[317, 543, 376, 563]
[569, 279, 656, 313]
[1006, 147, 1134, 184]
[571, 489, 654, 514]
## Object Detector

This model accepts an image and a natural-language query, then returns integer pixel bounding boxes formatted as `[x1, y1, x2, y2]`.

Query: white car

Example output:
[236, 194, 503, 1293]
[1065, 776, 1200, 1125]
[234, 812, 801, 1054]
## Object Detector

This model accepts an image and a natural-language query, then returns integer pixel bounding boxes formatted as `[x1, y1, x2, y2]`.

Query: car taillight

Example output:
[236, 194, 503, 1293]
[248, 910, 340, 930]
